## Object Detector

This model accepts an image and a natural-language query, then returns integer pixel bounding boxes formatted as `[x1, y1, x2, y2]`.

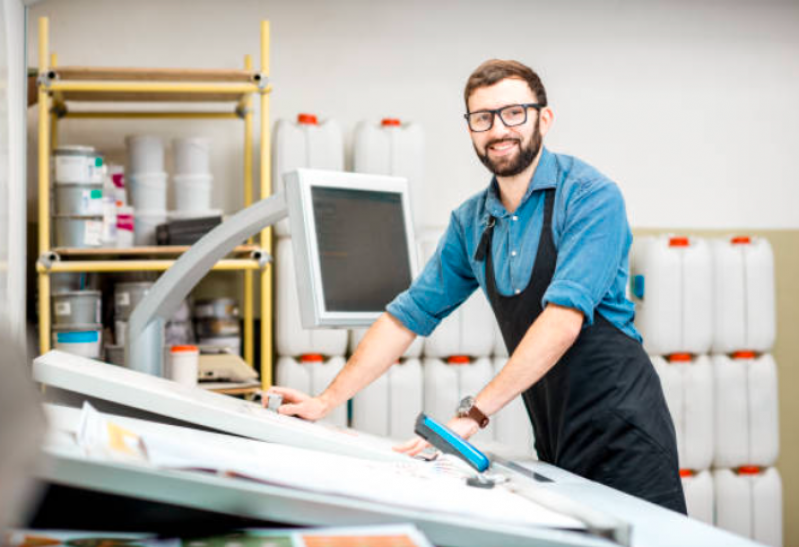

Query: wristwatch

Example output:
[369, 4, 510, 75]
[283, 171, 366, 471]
[457, 396, 490, 429]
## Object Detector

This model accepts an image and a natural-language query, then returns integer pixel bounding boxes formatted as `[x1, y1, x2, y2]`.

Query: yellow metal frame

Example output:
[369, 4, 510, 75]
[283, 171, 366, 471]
[36, 17, 274, 390]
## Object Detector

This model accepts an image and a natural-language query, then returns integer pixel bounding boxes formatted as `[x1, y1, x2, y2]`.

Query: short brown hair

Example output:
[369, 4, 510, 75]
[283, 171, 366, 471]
[464, 59, 547, 111]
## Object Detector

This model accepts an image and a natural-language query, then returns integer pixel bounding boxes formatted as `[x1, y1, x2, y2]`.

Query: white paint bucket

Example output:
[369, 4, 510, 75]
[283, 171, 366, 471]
[53, 215, 104, 248]
[54, 183, 104, 215]
[129, 172, 167, 212]
[52, 290, 102, 326]
[105, 344, 126, 366]
[114, 281, 154, 320]
[126, 135, 164, 174]
[168, 345, 199, 386]
[54, 146, 104, 184]
[173, 137, 211, 174]
[173, 173, 212, 212]
[52, 324, 103, 359]
[134, 209, 167, 246]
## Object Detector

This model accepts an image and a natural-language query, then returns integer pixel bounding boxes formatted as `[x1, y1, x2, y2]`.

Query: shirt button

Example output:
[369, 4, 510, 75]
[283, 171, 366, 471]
[511, 250, 517, 257]
[515, 289, 521, 294]
[512, 215, 518, 221]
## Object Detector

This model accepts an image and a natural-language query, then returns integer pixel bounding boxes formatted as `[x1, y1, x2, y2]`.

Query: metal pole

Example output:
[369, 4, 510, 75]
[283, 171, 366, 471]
[259, 20, 273, 389]
[38, 17, 51, 354]
[243, 54, 255, 367]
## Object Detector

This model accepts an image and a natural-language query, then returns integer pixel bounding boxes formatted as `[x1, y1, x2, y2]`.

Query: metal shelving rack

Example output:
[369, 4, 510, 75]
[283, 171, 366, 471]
[35, 17, 275, 389]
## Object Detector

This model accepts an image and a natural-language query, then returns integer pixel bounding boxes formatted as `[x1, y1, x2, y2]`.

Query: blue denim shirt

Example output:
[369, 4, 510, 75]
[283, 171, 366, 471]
[387, 147, 641, 342]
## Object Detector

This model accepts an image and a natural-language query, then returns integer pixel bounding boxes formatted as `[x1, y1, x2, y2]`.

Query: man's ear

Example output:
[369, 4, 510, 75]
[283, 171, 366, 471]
[539, 106, 555, 137]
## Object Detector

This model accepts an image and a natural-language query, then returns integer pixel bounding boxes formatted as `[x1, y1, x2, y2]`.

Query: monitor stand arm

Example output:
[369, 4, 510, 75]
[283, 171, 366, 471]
[126, 193, 288, 376]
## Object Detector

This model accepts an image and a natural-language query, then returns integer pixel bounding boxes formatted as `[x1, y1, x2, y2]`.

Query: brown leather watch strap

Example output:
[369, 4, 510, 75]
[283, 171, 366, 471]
[466, 405, 490, 429]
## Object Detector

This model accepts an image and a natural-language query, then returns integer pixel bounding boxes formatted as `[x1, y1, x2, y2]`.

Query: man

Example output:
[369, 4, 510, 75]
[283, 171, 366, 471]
[270, 59, 687, 513]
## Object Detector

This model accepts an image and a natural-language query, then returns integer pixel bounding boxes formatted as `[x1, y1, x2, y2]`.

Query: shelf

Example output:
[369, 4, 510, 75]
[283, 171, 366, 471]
[38, 258, 263, 273]
[53, 66, 256, 83]
[53, 244, 261, 258]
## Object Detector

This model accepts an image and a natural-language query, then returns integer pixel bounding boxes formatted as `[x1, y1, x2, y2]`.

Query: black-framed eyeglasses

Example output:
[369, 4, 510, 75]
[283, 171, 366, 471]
[464, 103, 544, 132]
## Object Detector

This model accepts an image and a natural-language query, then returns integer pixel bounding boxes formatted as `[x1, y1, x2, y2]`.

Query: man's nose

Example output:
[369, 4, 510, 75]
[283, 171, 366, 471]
[487, 113, 513, 139]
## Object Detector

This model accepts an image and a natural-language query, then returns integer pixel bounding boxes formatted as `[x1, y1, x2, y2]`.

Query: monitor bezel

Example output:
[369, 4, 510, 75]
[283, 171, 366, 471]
[284, 168, 419, 328]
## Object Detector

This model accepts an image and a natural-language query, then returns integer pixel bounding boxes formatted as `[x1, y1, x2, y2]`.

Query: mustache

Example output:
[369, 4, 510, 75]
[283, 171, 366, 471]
[485, 138, 521, 148]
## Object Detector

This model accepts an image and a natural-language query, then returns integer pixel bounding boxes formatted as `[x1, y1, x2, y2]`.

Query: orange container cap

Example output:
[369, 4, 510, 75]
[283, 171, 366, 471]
[733, 351, 757, 360]
[679, 469, 693, 478]
[300, 353, 325, 362]
[669, 353, 693, 363]
[731, 236, 752, 245]
[668, 237, 689, 247]
[297, 113, 318, 125]
[738, 465, 761, 475]
[171, 345, 198, 353]
[381, 118, 401, 127]
[447, 355, 470, 365]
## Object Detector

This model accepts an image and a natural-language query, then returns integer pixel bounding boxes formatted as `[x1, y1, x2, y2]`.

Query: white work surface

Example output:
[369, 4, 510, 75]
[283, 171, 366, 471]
[33, 351, 762, 547]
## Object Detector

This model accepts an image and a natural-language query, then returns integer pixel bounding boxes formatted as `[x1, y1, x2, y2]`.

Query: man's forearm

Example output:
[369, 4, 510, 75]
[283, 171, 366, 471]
[319, 312, 417, 408]
[475, 304, 583, 416]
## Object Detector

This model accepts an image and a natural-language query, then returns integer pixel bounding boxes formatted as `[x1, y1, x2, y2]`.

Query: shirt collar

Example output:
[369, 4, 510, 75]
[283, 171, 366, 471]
[485, 147, 557, 218]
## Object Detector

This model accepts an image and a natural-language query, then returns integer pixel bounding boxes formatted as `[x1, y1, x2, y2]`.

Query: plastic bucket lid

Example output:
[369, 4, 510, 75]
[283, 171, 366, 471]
[447, 355, 470, 364]
[52, 290, 101, 298]
[55, 145, 96, 156]
[171, 345, 199, 353]
[300, 353, 324, 362]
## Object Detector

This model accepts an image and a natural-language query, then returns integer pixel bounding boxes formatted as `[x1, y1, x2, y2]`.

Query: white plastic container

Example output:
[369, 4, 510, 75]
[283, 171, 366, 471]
[651, 354, 714, 471]
[101, 196, 117, 245]
[173, 173, 212, 212]
[115, 281, 154, 320]
[116, 205, 134, 248]
[129, 172, 168, 212]
[126, 135, 165, 174]
[168, 345, 199, 386]
[714, 467, 783, 547]
[353, 118, 424, 227]
[52, 324, 103, 359]
[52, 290, 102, 326]
[713, 352, 779, 469]
[53, 146, 104, 184]
[351, 358, 423, 439]
[275, 237, 348, 356]
[106, 164, 127, 204]
[272, 114, 344, 236]
[711, 236, 776, 354]
[53, 215, 103, 248]
[173, 137, 211, 174]
[630, 236, 713, 356]
[680, 469, 714, 525]
[276, 354, 347, 427]
[134, 210, 167, 246]
[54, 183, 104, 215]
[492, 357, 536, 457]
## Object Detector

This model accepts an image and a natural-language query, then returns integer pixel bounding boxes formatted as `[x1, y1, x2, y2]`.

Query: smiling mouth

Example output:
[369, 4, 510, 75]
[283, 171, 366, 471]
[487, 139, 519, 156]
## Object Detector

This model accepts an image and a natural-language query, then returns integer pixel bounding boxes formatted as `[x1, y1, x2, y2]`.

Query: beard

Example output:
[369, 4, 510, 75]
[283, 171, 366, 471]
[474, 118, 542, 177]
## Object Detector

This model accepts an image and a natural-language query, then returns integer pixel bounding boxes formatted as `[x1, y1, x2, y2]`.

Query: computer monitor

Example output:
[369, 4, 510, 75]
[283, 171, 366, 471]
[284, 169, 418, 328]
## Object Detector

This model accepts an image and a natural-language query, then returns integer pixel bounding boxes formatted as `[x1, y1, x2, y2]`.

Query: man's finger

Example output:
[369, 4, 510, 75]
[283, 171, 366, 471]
[392, 437, 420, 452]
[406, 439, 430, 457]
[277, 403, 303, 416]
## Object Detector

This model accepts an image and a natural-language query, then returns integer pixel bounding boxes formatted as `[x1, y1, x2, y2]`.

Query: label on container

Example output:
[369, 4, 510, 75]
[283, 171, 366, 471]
[54, 302, 71, 316]
[84, 220, 103, 246]
[55, 155, 91, 183]
[82, 189, 104, 215]
[116, 292, 131, 307]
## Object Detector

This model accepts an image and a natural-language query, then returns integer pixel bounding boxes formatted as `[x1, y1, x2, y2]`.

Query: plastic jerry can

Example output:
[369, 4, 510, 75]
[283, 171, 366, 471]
[349, 327, 424, 359]
[714, 466, 783, 547]
[680, 469, 714, 525]
[711, 236, 776, 354]
[651, 354, 714, 471]
[713, 352, 779, 469]
[630, 235, 712, 355]
[275, 237, 349, 357]
[351, 358, 423, 439]
[492, 357, 536, 457]
[272, 114, 344, 237]
[276, 354, 347, 428]
[353, 119, 424, 228]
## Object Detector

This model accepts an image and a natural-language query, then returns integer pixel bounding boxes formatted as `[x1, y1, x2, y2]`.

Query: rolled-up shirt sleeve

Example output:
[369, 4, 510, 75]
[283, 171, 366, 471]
[387, 212, 478, 336]
[542, 179, 630, 325]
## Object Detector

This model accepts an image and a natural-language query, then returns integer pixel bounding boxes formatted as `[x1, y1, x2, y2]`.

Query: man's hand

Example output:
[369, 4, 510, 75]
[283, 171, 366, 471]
[392, 416, 480, 456]
[265, 386, 331, 421]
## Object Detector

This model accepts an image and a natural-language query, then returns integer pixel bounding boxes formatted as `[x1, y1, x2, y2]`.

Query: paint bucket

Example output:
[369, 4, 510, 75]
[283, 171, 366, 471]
[134, 209, 167, 246]
[54, 183, 104, 215]
[126, 135, 165, 174]
[114, 281, 154, 320]
[173, 173, 212, 212]
[173, 137, 211, 174]
[54, 146, 104, 184]
[52, 290, 101, 326]
[53, 215, 104, 248]
[52, 324, 103, 359]
[105, 344, 126, 366]
[116, 205, 134, 248]
[168, 345, 200, 387]
[194, 297, 239, 320]
[129, 172, 167, 212]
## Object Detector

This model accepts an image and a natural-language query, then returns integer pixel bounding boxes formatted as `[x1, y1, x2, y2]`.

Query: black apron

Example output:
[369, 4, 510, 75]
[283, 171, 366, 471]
[477, 188, 687, 513]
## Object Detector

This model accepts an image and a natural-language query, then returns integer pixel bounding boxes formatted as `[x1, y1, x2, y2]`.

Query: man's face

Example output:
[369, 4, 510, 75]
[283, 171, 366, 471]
[467, 78, 542, 178]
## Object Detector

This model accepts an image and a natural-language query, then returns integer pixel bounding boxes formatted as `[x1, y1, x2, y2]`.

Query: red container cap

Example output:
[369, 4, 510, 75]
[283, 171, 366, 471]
[381, 118, 401, 127]
[733, 351, 756, 360]
[300, 353, 324, 363]
[679, 469, 693, 478]
[171, 345, 198, 353]
[738, 465, 761, 475]
[297, 113, 318, 125]
[669, 353, 693, 363]
[447, 355, 470, 365]
[669, 237, 689, 247]
[731, 236, 752, 245]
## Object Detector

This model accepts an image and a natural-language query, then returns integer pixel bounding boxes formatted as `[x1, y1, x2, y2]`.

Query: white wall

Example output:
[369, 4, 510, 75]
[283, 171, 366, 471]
[28, 0, 799, 229]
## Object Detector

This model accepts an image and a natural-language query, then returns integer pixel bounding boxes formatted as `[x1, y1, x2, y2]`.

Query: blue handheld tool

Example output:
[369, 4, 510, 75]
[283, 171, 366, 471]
[414, 413, 491, 473]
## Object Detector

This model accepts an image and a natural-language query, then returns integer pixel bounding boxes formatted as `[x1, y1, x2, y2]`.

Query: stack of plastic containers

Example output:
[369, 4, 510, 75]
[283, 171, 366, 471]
[52, 145, 106, 249]
[273, 113, 347, 427]
[194, 298, 241, 354]
[172, 137, 218, 219]
[126, 135, 167, 245]
[109, 281, 154, 364]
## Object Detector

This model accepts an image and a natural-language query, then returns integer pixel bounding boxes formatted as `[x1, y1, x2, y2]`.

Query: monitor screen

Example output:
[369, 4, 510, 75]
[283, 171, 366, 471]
[285, 169, 418, 328]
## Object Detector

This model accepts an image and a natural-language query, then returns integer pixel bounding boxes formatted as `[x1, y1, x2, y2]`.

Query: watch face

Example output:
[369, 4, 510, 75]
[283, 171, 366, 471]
[458, 395, 475, 415]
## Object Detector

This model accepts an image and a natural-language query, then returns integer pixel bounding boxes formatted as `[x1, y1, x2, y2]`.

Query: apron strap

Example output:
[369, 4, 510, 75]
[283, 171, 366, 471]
[474, 216, 496, 262]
